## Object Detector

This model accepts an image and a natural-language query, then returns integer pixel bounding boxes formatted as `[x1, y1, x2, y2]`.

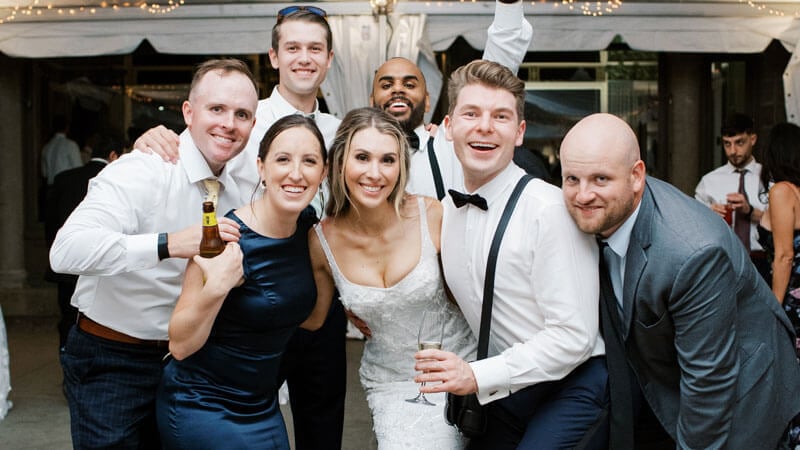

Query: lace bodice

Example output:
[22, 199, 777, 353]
[315, 198, 476, 388]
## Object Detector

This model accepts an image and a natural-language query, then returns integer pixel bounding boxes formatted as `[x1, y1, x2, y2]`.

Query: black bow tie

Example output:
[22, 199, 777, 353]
[448, 189, 488, 211]
[405, 132, 420, 150]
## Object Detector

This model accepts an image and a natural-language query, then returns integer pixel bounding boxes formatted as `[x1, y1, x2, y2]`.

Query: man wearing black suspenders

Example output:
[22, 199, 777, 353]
[414, 60, 609, 450]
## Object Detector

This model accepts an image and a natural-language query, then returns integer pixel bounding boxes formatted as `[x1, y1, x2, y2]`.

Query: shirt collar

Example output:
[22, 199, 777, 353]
[602, 201, 641, 259]
[411, 125, 430, 153]
[471, 163, 524, 207]
[178, 129, 233, 188]
[725, 158, 759, 174]
[268, 86, 320, 119]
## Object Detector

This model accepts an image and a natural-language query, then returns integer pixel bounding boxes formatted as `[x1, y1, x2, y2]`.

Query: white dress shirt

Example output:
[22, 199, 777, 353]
[50, 131, 245, 340]
[441, 164, 605, 405]
[694, 159, 766, 251]
[405, 125, 465, 198]
[41, 132, 82, 185]
[224, 86, 340, 214]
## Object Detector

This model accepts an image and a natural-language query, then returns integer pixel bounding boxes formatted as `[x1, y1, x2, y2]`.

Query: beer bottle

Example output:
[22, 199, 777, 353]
[199, 201, 225, 258]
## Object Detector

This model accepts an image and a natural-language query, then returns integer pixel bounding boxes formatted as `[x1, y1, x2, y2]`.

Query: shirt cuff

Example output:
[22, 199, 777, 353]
[471, 356, 511, 404]
[493, 0, 524, 29]
[126, 233, 160, 271]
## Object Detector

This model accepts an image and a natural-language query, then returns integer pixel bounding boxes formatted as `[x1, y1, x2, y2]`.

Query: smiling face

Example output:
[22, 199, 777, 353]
[370, 58, 430, 133]
[269, 20, 333, 103]
[444, 83, 525, 192]
[343, 127, 401, 210]
[560, 113, 645, 238]
[258, 126, 326, 214]
[183, 70, 258, 175]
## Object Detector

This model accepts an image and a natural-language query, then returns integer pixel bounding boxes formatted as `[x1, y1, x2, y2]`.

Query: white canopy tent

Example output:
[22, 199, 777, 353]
[2, 1, 799, 55]
[2, 1, 800, 119]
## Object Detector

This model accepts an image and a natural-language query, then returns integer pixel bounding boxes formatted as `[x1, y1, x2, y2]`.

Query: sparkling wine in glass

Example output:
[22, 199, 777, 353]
[406, 310, 445, 406]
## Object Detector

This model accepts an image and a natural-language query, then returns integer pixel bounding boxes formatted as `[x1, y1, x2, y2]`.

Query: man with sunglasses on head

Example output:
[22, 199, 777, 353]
[134, 4, 531, 449]
[137, 12, 341, 449]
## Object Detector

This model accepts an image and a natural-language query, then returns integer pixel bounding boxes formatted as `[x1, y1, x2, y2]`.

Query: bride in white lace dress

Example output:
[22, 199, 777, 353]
[308, 108, 476, 449]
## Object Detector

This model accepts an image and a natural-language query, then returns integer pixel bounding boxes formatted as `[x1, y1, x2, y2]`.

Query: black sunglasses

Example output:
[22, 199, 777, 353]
[277, 5, 328, 22]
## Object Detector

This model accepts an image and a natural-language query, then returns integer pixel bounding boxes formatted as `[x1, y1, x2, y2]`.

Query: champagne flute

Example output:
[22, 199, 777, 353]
[406, 309, 445, 406]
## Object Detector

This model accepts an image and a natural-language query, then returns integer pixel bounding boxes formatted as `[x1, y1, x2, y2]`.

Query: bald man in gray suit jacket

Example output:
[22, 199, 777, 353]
[559, 113, 800, 449]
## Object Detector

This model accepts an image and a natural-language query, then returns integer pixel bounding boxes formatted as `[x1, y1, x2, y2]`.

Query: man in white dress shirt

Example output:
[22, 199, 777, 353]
[694, 113, 769, 280]
[414, 60, 608, 449]
[134, 11, 346, 449]
[41, 114, 82, 187]
[50, 59, 259, 449]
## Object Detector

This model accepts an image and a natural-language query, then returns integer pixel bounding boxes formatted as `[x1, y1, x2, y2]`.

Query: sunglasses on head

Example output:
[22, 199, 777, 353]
[277, 5, 328, 22]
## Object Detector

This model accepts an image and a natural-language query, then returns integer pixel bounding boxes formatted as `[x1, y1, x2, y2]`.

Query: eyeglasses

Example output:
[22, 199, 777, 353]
[277, 6, 328, 22]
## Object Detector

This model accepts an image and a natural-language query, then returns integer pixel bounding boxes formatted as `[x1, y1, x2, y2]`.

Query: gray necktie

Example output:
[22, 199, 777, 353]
[597, 240, 635, 449]
[602, 243, 624, 312]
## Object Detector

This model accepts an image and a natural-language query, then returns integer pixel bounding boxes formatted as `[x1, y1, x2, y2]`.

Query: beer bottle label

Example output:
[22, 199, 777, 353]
[203, 212, 218, 227]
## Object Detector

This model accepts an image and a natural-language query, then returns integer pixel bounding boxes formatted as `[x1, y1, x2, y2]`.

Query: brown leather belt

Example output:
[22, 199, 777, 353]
[750, 250, 767, 260]
[77, 313, 168, 348]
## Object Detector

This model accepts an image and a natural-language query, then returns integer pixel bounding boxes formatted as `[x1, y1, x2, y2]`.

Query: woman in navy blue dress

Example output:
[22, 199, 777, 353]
[156, 115, 333, 449]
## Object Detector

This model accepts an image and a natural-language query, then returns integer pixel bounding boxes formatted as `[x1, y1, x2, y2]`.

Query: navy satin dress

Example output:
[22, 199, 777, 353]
[157, 208, 318, 450]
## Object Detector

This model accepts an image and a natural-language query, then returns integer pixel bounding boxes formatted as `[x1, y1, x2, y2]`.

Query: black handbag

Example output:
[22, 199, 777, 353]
[445, 391, 486, 438]
[444, 175, 533, 438]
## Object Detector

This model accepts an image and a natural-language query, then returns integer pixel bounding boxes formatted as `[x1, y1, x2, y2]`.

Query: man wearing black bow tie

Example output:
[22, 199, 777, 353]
[414, 59, 608, 450]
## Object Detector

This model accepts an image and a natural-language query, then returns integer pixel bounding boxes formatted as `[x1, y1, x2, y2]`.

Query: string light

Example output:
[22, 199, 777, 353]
[738, 0, 800, 17]
[528, 0, 622, 16]
[1, 0, 185, 24]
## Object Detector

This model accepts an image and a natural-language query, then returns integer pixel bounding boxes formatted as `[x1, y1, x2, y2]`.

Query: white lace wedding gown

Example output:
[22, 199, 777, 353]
[315, 198, 476, 449]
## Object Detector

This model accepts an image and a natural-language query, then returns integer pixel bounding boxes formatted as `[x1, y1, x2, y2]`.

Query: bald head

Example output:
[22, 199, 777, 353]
[560, 113, 646, 238]
[370, 57, 430, 133]
[561, 113, 640, 167]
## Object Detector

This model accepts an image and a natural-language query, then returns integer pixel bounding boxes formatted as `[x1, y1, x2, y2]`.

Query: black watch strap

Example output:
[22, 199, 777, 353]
[157, 233, 170, 260]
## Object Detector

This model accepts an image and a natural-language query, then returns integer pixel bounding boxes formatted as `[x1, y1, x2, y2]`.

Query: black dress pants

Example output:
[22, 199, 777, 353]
[278, 296, 347, 450]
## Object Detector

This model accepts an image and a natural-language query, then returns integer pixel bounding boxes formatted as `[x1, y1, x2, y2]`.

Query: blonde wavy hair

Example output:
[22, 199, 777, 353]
[325, 107, 410, 219]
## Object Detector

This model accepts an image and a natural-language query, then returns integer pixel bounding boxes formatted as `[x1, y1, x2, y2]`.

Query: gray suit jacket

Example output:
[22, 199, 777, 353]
[616, 178, 800, 449]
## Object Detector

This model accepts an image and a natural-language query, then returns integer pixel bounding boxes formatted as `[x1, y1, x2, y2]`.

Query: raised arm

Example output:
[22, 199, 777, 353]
[482, 0, 533, 74]
[168, 243, 244, 360]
